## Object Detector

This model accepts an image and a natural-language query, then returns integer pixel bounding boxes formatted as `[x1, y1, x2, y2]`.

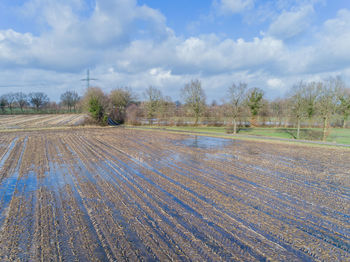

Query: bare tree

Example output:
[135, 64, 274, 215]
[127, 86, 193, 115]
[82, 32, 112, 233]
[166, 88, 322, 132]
[82, 87, 106, 109]
[338, 87, 350, 128]
[4, 93, 16, 114]
[29, 92, 49, 111]
[181, 80, 206, 126]
[226, 82, 247, 133]
[158, 96, 175, 124]
[270, 98, 288, 127]
[317, 77, 343, 141]
[14, 92, 28, 113]
[143, 86, 162, 124]
[208, 100, 223, 126]
[303, 82, 321, 127]
[289, 81, 308, 139]
[47, 102, 59, 113]
[246, 88, 264, 126]
[109, 87, 136, 123]
[259, 99, 270, 126]
[60, 91, 80, 112]
[125, 104, 140, 125]
[0, 96, 8, 114]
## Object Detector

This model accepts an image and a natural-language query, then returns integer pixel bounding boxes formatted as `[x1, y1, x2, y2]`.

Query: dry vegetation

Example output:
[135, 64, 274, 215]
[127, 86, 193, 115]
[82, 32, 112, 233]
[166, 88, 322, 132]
[0, 114, 87, 130]
[0, 125, 349, 261]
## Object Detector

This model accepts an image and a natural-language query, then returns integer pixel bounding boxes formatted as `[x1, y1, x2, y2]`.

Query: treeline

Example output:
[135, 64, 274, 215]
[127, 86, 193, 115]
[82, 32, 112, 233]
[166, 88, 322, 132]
[81, 76, 350, 141]
[1, 76, 349, 141]
[0, 91, 80, 114]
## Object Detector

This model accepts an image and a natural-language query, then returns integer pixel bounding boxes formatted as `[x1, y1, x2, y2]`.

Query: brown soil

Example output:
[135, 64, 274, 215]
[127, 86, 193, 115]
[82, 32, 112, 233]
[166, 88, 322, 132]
[0, 127, 349, 261]
[0, 114, 87, 130]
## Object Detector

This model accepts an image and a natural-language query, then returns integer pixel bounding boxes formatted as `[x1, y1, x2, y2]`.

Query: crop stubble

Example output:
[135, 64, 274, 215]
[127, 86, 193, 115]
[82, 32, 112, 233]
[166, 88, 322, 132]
[0, 128, 349, 261]
[0, 114, 87, 130]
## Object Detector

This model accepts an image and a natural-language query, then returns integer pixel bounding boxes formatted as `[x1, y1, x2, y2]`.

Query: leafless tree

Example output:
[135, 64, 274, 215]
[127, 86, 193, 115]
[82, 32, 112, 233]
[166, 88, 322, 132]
[4, 93, 16, 114]
[289, 81, 308, 139]
[226, 82, 247, 133]
[82, 87, 107, 109]
[338, 87, 350, 128]
[270, 98, 288, 127]
[125, 104, 140, 125]
[181, 80, 206, 126]
[208, 101, 224, 126]
[143, 86, 162, 124]
[109, 87, 136, 123]
[158, 96, 175, 125]
[47, 102, 59, 113]
[259, 99, 270, 126]
[29, 92, 49, 111]
[0, 96, 8, 113]
[317, 77, 343, 141]
[60, 91, 80, 112]
[14, 92, 28, 113]
[303, 82, 321, 127]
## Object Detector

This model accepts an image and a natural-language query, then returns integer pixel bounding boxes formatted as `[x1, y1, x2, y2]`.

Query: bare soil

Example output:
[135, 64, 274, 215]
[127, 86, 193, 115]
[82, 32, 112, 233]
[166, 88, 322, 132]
[0, 114, 87, 130]
[0, 127, 349, 261]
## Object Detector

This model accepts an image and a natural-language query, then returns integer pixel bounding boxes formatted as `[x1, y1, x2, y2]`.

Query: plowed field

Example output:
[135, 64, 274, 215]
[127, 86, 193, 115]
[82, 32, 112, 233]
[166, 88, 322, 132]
[0, 114, 87, 130]
[0, 128, 349, 261]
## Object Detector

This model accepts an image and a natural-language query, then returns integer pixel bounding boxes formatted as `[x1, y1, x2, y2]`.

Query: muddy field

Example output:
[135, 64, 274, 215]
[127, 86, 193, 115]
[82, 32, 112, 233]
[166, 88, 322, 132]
[0, 127, 349, 261]
[0, 114, 87, 129]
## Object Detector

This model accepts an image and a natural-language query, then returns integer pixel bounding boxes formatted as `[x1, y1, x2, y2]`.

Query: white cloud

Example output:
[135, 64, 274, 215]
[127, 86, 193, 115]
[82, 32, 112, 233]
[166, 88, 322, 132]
[174, 36, 286, 74]
[320, 9, 350, 60]
[215, 0, 254, 15]
[297, 9, 350, 73]
[268, 5, 314, 39]
[0, 0, 350, 101]
[0, 0, 172, 70]
[267, 78, 285, 90]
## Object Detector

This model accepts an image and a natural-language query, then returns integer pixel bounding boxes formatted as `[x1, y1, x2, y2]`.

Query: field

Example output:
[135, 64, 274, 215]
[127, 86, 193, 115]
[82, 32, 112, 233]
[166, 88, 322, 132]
[137, 125, 350, 145]
[0, 124, 349, 261]
[0, 114, 87, 130]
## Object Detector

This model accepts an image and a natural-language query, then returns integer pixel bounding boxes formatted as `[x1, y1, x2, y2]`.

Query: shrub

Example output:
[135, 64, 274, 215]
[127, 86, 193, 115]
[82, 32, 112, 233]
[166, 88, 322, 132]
[88, 96, 107, 125]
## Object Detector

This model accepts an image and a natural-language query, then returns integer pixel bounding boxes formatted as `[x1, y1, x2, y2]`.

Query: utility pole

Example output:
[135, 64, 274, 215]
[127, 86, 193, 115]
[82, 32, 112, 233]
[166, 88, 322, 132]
[81, 69, 97, 88]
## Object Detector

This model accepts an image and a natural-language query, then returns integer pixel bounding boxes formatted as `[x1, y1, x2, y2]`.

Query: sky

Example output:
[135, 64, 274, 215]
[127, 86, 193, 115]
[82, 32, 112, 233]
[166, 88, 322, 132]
[0, 0, 350, 102]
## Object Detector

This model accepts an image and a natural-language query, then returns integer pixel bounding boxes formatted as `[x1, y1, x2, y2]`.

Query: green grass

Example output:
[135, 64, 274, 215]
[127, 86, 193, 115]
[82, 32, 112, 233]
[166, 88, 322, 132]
[238, 127, 350, 144]
[327, 128, 350, 144]
[130, 125, 350, 145]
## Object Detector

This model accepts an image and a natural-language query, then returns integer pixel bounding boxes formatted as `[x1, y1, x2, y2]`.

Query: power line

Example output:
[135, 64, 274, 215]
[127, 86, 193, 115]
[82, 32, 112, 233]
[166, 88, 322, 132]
[81, 69, 97, 89]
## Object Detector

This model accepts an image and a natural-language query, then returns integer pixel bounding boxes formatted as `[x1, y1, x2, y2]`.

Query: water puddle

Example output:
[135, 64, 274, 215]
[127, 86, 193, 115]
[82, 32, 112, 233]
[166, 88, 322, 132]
[205, 152, 238, 162]
[0, 137, 18, 168]
[0, 137, 27, 229]
[173, 136, 234, 150]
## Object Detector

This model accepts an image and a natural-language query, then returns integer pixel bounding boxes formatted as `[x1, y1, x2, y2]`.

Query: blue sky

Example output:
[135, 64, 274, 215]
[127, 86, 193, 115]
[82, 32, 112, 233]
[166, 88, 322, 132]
[0, 0, 350, 102]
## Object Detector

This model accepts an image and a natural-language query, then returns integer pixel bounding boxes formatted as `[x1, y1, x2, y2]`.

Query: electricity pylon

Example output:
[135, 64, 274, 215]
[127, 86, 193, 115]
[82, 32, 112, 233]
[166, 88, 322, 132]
[81, 69, 97, 88]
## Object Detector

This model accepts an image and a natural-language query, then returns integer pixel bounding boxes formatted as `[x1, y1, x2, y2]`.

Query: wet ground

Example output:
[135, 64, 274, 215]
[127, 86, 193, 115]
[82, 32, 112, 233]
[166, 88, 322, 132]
[0, 128, 349, 261]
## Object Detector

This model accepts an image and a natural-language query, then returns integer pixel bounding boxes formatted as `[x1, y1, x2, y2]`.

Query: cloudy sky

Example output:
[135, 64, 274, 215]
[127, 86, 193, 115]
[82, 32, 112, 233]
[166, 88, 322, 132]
[0, 0, 350, 102]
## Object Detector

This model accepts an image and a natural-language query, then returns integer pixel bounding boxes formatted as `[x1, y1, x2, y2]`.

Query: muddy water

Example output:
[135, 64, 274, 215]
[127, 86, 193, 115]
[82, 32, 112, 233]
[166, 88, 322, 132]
[173, 135, 235, 149]
[0, 128, 349, 261]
